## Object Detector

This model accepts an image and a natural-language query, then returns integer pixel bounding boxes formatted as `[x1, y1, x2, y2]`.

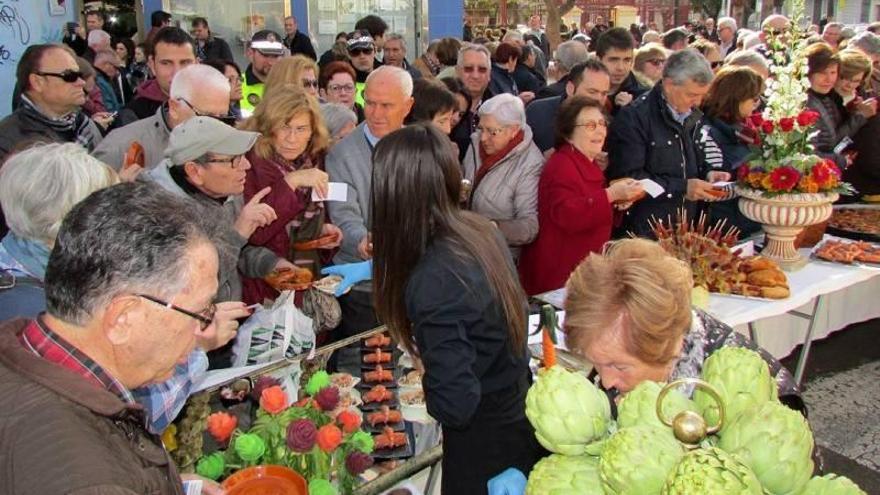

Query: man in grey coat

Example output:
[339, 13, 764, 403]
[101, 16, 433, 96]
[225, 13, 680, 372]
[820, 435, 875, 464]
[326, 66, 413, 372]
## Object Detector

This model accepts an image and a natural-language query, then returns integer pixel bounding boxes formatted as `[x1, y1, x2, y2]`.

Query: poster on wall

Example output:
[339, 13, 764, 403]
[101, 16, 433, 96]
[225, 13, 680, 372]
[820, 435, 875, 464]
[49, 0, 66, 16]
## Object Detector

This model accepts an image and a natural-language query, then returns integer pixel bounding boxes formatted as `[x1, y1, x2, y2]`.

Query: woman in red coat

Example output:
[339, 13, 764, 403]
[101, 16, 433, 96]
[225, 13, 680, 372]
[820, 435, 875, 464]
[519, 97, 643, 296]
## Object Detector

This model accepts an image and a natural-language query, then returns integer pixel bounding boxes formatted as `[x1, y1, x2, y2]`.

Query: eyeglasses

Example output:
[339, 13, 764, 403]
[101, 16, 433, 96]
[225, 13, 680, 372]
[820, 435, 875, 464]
[277, 124, 312, 138]
[302, 79, 319, 89]
[328, 83, 355, 93]
[178, 97, 237, 126]
[36, 70, 84, 83]
[646, 58, 666, 66]
[478, 125, 508, 136]
[463, 65, 489, 74]
[137, 293, 215, 330]
[350, 48, 374, 57]
[201, 154, 245, 168]
[574, 119, 607, 131]
[710, 61, 724, 69]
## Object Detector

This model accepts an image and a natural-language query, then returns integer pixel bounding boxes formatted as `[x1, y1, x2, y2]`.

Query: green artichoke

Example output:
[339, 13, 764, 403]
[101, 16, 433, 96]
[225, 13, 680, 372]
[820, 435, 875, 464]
[617, 381, 697, 433]
[525, 366, 612, 455]
[718, 401, 814, 495]
[525, 454, 603, 495]
[662, 447, 763, 494]
[798, 474, 867, 495]
[599, 426, 685, 495]
[695, 346, 778, 432]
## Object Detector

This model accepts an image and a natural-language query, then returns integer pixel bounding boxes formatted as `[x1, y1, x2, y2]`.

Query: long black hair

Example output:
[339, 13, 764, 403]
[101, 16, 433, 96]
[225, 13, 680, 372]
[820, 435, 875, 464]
[371, 124, 527, 357]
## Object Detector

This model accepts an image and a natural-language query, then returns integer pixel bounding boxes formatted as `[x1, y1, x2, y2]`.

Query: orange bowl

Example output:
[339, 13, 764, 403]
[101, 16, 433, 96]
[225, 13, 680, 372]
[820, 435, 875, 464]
[221, 465, 308, 495]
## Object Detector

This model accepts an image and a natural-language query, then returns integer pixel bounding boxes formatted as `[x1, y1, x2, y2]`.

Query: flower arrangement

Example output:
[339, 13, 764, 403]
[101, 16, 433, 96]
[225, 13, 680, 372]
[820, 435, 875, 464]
[735, 0, 853, 197]
[193, 372, 374, 495]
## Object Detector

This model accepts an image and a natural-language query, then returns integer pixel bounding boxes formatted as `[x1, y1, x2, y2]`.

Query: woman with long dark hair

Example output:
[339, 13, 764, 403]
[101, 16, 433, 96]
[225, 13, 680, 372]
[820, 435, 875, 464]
[371, 124, 544, 493]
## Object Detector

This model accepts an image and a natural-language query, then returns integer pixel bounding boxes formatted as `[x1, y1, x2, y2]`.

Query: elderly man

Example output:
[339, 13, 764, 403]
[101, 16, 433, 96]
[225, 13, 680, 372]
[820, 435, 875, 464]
[535, 40, 589, 99]
[93, 50, 123, 113]
[607, 49, 722, 238]
[240, 30, 285, 116]
[283, 15, 317, 60]
[383, 33, 422, 81]
[663, 28, 690, 51]
[94, 64, 233, 172]
[0, 180, 221, 493]
[0, 44, 102, 162]
[85, 28, 112, 63]
[717, 17, 738, 57]
[347, 30, 381, 107]
[850, 32, 880, 96]
[326, 66, 413, 371]
[191, 17, 233, 62]
[450, 43, 492, 158]
[527, 58, 611, 152]
[117, 27, 196, 127]
[822, 22, 844, 49]
[598, 28, 649, 114]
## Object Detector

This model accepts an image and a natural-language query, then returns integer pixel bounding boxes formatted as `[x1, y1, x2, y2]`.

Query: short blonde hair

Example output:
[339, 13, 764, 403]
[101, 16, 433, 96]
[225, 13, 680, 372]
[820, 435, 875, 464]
[263, 55, 319, 100]
[634, 43, 668, 72]
[837, 48, 872, 83]
[240, 83, 330, 160]
[563, 238, 693, 365]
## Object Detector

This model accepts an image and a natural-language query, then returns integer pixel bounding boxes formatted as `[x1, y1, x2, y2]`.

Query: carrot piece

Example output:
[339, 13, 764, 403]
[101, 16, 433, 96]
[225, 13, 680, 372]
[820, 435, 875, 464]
[539, 304, 558, 369]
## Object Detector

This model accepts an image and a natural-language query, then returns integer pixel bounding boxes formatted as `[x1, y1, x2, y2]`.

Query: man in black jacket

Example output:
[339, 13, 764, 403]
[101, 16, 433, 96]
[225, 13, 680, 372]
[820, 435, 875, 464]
[534, 40, 589, 100]
[606, 49, 723, 238]
[597, 28, 650, 115]
[192, 17, 234, 62]
[282, 15, 317, 60]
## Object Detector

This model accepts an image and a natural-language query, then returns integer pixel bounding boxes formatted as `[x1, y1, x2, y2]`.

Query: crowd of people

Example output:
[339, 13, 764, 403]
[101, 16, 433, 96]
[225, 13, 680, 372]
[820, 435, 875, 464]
[0, 8, 877, 494]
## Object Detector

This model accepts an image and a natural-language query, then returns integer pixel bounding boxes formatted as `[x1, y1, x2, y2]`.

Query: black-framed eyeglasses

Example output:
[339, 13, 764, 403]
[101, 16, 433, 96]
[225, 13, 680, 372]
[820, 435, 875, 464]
[178, 97, 238, 126]
[36, 70, 84, 83]
[199, 154, 246, 168]
[137, 293, 215, 330]
[302, 78, 319, 88]
[350, 48, 374, 57]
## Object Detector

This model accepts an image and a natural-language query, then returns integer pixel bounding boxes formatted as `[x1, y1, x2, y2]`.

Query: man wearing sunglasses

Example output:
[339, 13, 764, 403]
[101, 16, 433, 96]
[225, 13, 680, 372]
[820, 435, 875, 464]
[0, 181, 225, 493]
[346, 30, 381, 107]
[0, 44, 103, 164]
[94, 64, 234, 174]
[241, 30, 285, 116]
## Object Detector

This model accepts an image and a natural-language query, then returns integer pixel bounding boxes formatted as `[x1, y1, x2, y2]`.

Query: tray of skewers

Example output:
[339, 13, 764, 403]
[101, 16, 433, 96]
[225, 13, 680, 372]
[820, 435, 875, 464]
[370, 421, 415, 460]
[359, 384, 399, 411]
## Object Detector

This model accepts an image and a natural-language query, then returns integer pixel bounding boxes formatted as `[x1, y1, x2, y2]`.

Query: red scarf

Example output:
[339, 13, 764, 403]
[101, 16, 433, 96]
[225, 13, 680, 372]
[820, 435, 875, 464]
[476, 129, 525, 189]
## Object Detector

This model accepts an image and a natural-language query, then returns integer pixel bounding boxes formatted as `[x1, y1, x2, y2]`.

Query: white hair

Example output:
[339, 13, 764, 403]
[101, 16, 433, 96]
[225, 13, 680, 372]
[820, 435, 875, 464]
[851, 32, 880, 56]
[502, 30, 524, 43]
[457, 43, 491, 68]
[0, 143, 117, 245]
[169, 64, 231, 101]
[478, 93, 525, 127]
[365, 65, 413, 97]
[663, 48, 714, 85]
[93, 49, 119, 67]
[743, 32, 763, 50]
[87, 29, 111, 48]
[718, 17, 737, 31]
[725, 49, 769, 73]
[320, 102, 357, 139]
[555, 40, 590, 72]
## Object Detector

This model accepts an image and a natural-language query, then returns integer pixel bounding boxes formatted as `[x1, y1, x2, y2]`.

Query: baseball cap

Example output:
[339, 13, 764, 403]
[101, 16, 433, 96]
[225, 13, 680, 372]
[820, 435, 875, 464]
[165, 117, 260, 165]
[346, 30, 375, 52]
[250, 29, 285, 56]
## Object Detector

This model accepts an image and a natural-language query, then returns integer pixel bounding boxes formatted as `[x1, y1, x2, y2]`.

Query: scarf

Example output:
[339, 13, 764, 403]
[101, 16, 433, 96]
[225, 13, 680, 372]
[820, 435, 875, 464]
[0, 233, 51, 280]
[422, 53, 442, 75]
[18, 95, 101, 152]
[475, 129, 525, 190]
[269, 153, 326, 263]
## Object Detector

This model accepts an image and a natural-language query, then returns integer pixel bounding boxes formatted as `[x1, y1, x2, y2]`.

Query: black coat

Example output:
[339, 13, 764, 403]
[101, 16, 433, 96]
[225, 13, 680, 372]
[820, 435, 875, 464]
[606, 83, 704, 238]
[525, 94, 563, 152]
[512, 63, 544, 94]
[488, 64, 518, 97]
[284, 31, 317, 60]
[610, 71, 650, 115]
[535, 76, 568, 100]
[844, 116, 880, 197]
[196, 36, 234, 62]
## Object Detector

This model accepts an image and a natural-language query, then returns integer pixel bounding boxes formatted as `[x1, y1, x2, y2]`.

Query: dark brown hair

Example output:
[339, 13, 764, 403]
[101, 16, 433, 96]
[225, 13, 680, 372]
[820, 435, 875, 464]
[701, 65, 764, 123]
[494, 42, 522, 64]
[805, 42, 839, 76]
[555, 96, 606, 148]
[435, 38, 462, 66]
[17, 44, 65, 92]
[319, 61, 356, 90]
[371, 124, 527, 358]
[406, 79, 458, 124]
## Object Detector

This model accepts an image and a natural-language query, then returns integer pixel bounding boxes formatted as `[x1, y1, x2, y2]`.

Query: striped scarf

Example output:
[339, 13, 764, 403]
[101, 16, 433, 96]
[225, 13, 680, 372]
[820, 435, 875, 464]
[18, 95, 101, 151]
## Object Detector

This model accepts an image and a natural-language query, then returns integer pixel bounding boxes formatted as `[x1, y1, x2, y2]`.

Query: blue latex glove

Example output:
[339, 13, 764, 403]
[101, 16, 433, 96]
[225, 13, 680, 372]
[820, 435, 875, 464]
[487, 468, 527, 495]
[321, 260, 373, 296]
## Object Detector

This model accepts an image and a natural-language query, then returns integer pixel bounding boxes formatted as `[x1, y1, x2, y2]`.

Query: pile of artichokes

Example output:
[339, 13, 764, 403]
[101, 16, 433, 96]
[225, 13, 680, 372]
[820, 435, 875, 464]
[523, 347, 867, 495]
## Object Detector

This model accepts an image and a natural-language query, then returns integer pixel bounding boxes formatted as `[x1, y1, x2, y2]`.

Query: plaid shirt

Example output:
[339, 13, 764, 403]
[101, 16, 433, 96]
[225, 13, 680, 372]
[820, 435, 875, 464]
[133, 348, 209, 434]
[19, 317, 136, 405]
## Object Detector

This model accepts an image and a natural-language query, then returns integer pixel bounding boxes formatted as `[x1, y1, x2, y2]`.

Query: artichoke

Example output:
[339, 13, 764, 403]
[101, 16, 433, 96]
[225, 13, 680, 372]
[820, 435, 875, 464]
[617, 381, 697, 433]
[662, 447, 763, 494]
[718, 401, 814, 495]
[599, 426, 685, 495]
[525, 454, 603, 495]
[695, 346, 778, 432]
[525, 366, 612, 455]
[798, 474, 866, 495]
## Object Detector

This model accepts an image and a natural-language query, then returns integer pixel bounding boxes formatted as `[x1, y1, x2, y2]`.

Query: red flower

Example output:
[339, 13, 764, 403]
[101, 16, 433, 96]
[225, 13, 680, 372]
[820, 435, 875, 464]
[736, 164, 751, 181]
[811, 160, 840, 187]
[251, 375, 281, 401]
[778, 117, 795, 132]
[286, 418, 317, 453]
[207, 412, 237, 443]
[345, 451, 374, 475]
[749, 112, 764, 127]
[797, 109, 820, 127]
[314, 386, 340, 411]
[259, 385, 288, 414]
[336, 410, 362, 433]
[768, 166, 801, 191]
[761, 120, 775, 134]
[316, 424, 343, 452]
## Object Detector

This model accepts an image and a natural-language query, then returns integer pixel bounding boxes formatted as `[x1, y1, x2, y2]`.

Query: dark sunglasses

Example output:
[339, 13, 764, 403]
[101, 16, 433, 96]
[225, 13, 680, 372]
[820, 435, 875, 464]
[350, 48, 374, 56]
[36, 70, 84, 83]
[178, 97, 237, 126]
[710, 61, 724, 69]
[463, 65, 489, 74]
[137, 293, 215, 330]
[647, 58, 666, 66]
[302, 79, 319, 89]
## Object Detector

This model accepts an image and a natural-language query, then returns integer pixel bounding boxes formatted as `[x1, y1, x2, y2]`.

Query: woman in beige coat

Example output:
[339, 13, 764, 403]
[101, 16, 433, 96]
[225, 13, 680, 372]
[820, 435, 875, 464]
[462, 93, 544, 262]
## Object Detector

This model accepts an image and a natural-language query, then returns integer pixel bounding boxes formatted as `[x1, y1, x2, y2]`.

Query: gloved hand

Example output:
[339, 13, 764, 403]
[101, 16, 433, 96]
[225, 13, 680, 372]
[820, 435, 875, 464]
[487, 468, 527, 495]
[321, 260, 373, 296]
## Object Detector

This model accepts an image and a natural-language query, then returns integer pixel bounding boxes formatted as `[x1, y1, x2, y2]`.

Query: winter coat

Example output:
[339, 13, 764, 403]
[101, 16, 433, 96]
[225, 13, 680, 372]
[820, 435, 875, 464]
[92, 105, 171, 171]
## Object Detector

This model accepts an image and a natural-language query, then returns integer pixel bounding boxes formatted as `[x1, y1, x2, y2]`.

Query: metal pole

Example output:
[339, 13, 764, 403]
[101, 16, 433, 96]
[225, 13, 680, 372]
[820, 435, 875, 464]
[794, 296, 823, 387]
[352, 445, 444, 495]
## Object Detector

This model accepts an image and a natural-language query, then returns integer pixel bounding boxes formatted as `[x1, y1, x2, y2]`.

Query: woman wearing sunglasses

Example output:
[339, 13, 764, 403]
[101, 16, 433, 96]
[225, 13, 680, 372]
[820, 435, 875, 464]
[633, 42, 668, 86]
[519, 97, 644, 296]
[691, 38, 725, 73]
[263, 55, 320, 100]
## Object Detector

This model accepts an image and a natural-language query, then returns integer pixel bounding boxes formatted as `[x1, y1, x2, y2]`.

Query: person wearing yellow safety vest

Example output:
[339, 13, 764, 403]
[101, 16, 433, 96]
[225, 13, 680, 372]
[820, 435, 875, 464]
[240, 30, 284, 117]
[345, 30, 382, 107]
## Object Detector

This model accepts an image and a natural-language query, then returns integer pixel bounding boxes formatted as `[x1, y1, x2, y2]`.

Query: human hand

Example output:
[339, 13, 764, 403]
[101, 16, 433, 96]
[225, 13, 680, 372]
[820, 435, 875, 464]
[273, 258, 297, 271]
[855, 97, 877, 118]
[706, 171, 732, 183]
[179, 473, 227, 495]
[286, 168, 329, 198]
[319, 223, 343, 249]
[357, 233, 373, 260]
[74, 26, 86, 38]
[92, 112, 115, 129]
[118, 163, 143, 182]
[234, 187, 277, 238]
[686, 178, 724, 201]
[321, 260, 373, 296]
[614, 91, 634, 107]
[606, 178, 644, 203]
[487, 468, 527, 495]
[518, 91, 535, 105]
[196, 301, 250, 351]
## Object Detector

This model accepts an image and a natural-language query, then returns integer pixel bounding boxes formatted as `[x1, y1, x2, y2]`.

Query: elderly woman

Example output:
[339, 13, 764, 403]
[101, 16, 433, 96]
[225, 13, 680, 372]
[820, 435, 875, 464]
[633, 43, 668, 85]
[518, 97, 643, 295]
[0, 143, 117, 320]
[239, 84, 343, 304]
[690, 39, 724, 72]
[462, 93, 544, 261]
[834, 49, 873, 104]
[320, 102, 358, 145]
[698, 66, 764, 236]
[805, 42, 877, 168]
[319, 61, 364, 122]
[264, 54, 320, 100]
[406, 79, 459, 134]
[564, 238, 801, 407]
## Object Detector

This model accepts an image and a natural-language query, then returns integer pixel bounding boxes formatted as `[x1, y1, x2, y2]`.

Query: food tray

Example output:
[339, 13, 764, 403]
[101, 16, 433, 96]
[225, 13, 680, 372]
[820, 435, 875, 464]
[359, 393, 400, 412]
[810, 235, 880, 268]
[356, 377, 398, 390]
[827, 205, 880, 243]
[708, 291, 781, 302]
[371, 420, 415, 460]
[361, 410, 406, 433]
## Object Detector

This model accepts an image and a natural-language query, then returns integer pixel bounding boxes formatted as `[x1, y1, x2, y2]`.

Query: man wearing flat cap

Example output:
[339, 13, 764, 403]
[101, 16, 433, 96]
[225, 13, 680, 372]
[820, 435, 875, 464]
[241, 30, 286, 116]
[346, 30, 382, 107]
